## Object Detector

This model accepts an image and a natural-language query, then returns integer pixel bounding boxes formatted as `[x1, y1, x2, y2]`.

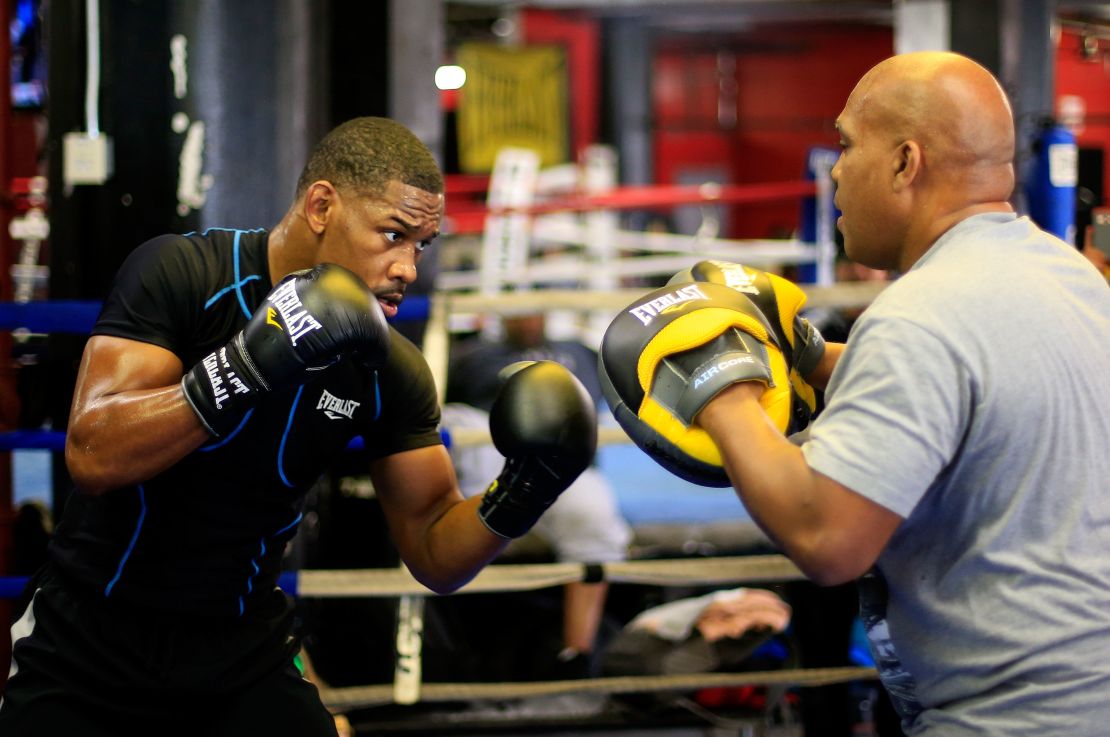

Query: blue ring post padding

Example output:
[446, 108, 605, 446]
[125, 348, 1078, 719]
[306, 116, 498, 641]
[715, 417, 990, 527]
[796, 145, 841, 284]
[0, 301, 102, 333]
[0, 430, 66, 451]
[1024, 122, 1078, 242]
[0, 576, 30, 599]
[394, 295, 429, 323]
[277, 571, 298, 596]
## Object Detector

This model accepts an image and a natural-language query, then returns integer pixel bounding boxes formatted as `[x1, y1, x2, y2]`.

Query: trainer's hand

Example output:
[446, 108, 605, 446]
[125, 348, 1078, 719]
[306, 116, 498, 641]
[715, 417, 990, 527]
[668, 260, 824, 431]
[599, 281, 790, 486]
[478, 361, 598, 539]
[182, 263, 390, 436]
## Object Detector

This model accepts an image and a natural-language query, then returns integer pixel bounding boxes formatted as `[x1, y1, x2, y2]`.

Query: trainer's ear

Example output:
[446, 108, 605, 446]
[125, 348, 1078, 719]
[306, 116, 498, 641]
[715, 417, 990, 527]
[892, 140, 922, 193]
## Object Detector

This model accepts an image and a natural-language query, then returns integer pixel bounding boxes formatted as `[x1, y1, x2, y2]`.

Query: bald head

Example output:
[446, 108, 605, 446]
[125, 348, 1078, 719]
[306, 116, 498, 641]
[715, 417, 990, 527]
[847, 52, 1015, 199]
[831, 52, 1017, 271]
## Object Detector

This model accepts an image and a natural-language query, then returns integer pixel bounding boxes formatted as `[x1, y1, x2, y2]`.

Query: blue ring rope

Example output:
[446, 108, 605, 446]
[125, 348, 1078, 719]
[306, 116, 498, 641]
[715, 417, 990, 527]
[0, 430, 453, 453]
[0, 295, 430, 333]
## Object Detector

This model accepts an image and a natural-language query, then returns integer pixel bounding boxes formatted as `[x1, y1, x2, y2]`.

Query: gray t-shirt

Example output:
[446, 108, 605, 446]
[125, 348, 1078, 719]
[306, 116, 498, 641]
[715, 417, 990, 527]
[803, 213, 1110, 735]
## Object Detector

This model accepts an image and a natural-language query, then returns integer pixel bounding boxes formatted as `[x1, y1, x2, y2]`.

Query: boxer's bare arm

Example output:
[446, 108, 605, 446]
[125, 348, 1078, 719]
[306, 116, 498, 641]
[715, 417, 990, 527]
[65, 336, 210, 496]
[698, 380, 901, 585]
[372, 445, 507, 594]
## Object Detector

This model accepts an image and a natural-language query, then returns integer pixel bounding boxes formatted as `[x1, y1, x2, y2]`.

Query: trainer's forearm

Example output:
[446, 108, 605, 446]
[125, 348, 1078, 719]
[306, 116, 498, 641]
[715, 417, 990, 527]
[697, 383, 839, 579]
[805, 341, 845, 390]
[65, 386, 210, 495]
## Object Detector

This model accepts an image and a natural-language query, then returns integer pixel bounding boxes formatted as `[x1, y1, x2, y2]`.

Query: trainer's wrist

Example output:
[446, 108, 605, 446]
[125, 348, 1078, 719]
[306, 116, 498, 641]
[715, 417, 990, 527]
[696, 381, 763, 432]
[803, 341, 844, 390]
[792, 318, 826, 380]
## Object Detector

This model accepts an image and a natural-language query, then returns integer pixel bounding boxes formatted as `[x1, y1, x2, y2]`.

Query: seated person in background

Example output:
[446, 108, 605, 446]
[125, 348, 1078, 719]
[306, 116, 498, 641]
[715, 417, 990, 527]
[602, 587, 792, 678]
[803, 255, 891, 345]
[446, 312, 633, 677]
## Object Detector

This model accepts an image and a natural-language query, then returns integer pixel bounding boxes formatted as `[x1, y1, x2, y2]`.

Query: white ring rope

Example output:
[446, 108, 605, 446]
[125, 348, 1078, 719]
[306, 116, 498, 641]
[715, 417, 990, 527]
[448, 425, 629, 448]
[534, 218, 819, 260]
[296, 555, 804, 598]
[304, 557, 880, 711]
[436, 281, 886, 318]
[438, 250, 816, 290]
[438, 217, 824, 291]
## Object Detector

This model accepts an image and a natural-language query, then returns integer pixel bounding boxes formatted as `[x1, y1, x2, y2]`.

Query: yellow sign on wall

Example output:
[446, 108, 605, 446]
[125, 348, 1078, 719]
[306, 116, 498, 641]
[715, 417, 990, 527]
[456, 43, 568, 173]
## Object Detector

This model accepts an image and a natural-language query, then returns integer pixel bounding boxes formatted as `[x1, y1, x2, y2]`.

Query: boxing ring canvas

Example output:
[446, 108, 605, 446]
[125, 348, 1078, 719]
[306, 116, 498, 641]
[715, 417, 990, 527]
[598, 434, 750, 527]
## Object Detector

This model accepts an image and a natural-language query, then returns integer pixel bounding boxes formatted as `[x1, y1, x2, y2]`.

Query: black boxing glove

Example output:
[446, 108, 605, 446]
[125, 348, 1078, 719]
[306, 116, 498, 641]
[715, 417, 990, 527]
[478, 361, 598, 539]
[182, 263, 390, 437]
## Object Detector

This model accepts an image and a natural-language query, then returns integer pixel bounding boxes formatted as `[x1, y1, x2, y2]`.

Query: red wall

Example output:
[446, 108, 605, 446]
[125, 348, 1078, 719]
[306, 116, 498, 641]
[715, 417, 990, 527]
[653, 24, 893, 239]
[1055, 28, 1110, 207]
[652, 24, 1109, 239]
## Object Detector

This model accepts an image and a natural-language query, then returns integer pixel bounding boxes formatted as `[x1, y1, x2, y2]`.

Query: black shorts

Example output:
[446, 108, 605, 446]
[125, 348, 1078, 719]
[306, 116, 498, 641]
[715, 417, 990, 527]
[0, 564, 337, 737]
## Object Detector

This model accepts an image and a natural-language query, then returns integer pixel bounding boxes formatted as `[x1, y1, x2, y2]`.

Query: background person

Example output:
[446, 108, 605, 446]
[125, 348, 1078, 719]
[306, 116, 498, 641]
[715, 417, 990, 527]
[445, 312, 632, 678]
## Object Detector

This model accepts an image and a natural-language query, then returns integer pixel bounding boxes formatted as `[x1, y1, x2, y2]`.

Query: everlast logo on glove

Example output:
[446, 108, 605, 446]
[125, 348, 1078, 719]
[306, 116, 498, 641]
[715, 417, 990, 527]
[628, 284, 709, 326]
[202, 352, 228, 409]
[317, 389, 360, 420]
[267, 279, 324, 346]
[709, 261, 760, 295]
[203, 346, 252, 410]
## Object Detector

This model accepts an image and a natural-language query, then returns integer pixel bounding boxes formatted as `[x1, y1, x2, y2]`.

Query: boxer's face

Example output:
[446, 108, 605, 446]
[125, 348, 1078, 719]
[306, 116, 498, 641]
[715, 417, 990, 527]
[317, 179, 443, 319]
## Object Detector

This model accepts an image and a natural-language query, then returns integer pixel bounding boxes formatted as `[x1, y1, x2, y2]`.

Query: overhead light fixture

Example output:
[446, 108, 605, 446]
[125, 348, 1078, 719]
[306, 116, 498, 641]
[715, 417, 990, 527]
[435, 65, 467, 91]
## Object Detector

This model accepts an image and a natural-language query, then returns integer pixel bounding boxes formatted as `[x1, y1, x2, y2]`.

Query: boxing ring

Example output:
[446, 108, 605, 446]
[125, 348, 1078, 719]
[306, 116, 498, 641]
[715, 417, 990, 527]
[0, 160, 885, 732]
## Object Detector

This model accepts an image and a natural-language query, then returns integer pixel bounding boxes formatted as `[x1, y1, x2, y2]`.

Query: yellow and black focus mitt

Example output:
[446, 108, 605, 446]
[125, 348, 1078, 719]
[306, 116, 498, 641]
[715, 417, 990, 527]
[599, 281, 791, 487]
[667, 260, 824, 434]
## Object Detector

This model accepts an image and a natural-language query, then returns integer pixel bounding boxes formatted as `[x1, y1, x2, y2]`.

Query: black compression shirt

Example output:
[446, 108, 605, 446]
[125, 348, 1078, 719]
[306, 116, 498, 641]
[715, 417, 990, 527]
[49, 228, 441, 618]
